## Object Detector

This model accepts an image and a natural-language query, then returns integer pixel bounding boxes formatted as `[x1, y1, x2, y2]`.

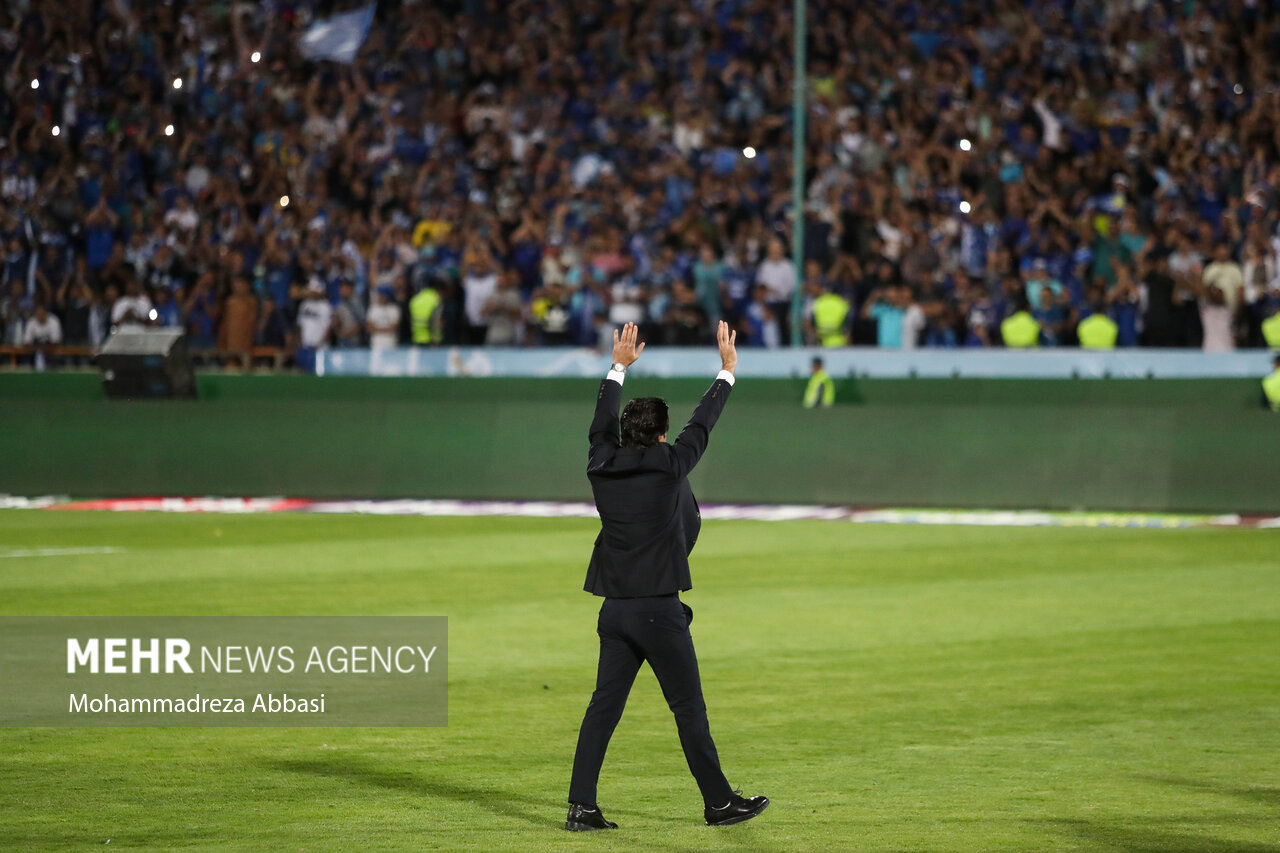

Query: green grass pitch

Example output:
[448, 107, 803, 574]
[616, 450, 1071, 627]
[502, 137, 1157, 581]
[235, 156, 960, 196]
[1, 510, 1278, 851]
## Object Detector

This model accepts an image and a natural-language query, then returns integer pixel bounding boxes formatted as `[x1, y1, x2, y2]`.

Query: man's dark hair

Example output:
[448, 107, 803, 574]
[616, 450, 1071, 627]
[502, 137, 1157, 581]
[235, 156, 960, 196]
[620, 397, 669, 449]
[812, 357, 824, 370]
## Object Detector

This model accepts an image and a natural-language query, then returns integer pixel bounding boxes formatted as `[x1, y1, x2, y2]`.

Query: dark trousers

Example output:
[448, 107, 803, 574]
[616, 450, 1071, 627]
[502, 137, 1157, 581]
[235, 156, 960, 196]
[568, 594, 733, 808]
[769, 300, 792, 345]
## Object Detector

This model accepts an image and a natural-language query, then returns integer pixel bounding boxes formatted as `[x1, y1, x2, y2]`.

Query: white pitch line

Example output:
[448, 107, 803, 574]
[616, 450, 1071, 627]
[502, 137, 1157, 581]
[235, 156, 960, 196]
[0, 547, 125, 559]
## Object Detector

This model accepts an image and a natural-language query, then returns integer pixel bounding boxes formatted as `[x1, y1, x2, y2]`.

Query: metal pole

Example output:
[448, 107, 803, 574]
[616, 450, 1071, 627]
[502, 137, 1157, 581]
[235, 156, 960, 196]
[790, 0, 806, 347]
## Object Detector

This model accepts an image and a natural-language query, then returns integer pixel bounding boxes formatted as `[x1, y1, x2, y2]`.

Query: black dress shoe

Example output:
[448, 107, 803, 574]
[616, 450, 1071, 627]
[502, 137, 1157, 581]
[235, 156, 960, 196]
[705, 793, 769, 826]
[565, 803, 618, 831]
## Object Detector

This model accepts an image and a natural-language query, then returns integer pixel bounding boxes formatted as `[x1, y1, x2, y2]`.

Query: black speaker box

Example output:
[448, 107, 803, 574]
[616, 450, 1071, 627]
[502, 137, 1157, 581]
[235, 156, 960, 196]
[98, 329, 197, 399]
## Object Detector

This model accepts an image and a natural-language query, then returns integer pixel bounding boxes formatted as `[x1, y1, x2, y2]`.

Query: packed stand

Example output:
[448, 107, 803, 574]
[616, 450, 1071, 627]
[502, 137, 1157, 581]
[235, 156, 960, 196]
[3, 0, 1280, 371]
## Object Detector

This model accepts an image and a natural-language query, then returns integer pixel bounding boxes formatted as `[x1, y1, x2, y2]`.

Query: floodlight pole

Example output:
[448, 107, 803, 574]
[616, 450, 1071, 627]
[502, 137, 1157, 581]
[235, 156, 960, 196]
[790, 0, 806, 348]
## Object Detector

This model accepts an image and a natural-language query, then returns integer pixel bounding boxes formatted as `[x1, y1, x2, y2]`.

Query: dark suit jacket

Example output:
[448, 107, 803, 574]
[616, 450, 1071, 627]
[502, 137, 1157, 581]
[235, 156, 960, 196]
[583, 375, 733, 598]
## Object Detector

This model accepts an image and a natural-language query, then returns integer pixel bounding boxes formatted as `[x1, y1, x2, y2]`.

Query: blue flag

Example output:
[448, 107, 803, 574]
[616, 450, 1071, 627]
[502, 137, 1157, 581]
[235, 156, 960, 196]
[299, 3, 376, 64]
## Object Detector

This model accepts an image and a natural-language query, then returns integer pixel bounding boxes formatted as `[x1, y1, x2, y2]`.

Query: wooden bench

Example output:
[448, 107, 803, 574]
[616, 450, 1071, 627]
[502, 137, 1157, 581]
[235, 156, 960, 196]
[0, 345, 97, 366]
[190, 347, 289, 369]
[0, 345, 285, 368]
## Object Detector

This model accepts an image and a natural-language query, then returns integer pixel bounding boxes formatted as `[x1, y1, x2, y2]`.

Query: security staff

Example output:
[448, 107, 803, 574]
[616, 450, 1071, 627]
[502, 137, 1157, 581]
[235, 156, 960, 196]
[1263, 308, 1280, 350]
[1001, 295, 1041, 348]
[804, 356, 835, 408]
[812, 287, 850, 347]
[1077, 305, 1119, 350]
[566, 322, 768, 831]
[409, 284, 441, 345]
[1264, 354, 1280, 412]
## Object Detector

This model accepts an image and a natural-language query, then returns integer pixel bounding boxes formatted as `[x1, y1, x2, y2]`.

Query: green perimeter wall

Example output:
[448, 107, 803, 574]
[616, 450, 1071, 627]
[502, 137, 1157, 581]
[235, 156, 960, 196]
[3, 372, 1277, 513]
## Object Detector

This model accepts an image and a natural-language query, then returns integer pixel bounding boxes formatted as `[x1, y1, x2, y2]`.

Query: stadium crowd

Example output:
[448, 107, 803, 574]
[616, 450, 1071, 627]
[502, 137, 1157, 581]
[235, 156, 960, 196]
[4, 0, 1280, 369]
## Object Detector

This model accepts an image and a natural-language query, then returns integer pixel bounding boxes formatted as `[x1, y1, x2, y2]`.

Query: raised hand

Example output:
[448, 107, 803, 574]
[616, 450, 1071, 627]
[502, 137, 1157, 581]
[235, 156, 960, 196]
[612, 322, 645, 367]
[716, 320, 737, 374]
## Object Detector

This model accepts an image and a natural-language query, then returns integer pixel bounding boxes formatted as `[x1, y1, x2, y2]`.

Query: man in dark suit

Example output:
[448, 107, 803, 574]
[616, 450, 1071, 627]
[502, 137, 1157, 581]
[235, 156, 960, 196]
[565, 321, 769, 832]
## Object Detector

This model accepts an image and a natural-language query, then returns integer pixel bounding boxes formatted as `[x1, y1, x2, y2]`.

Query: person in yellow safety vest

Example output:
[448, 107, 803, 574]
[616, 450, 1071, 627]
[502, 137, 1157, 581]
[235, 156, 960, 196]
[409, 284, 441, 345]
[1263, 307, 1280, 350]
[1263, 354, 1280, 412]
[811, 287, 850, 347]
[1001, 294, 1041, 348]
[1077, 302, 1119, 350]
[804, 357, 835, 408]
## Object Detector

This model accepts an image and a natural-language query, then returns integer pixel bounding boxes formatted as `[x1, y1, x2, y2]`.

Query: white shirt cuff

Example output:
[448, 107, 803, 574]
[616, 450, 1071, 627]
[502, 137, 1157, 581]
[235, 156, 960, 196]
[716, 370, 735, 386]
[606, 369, 626, 385]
